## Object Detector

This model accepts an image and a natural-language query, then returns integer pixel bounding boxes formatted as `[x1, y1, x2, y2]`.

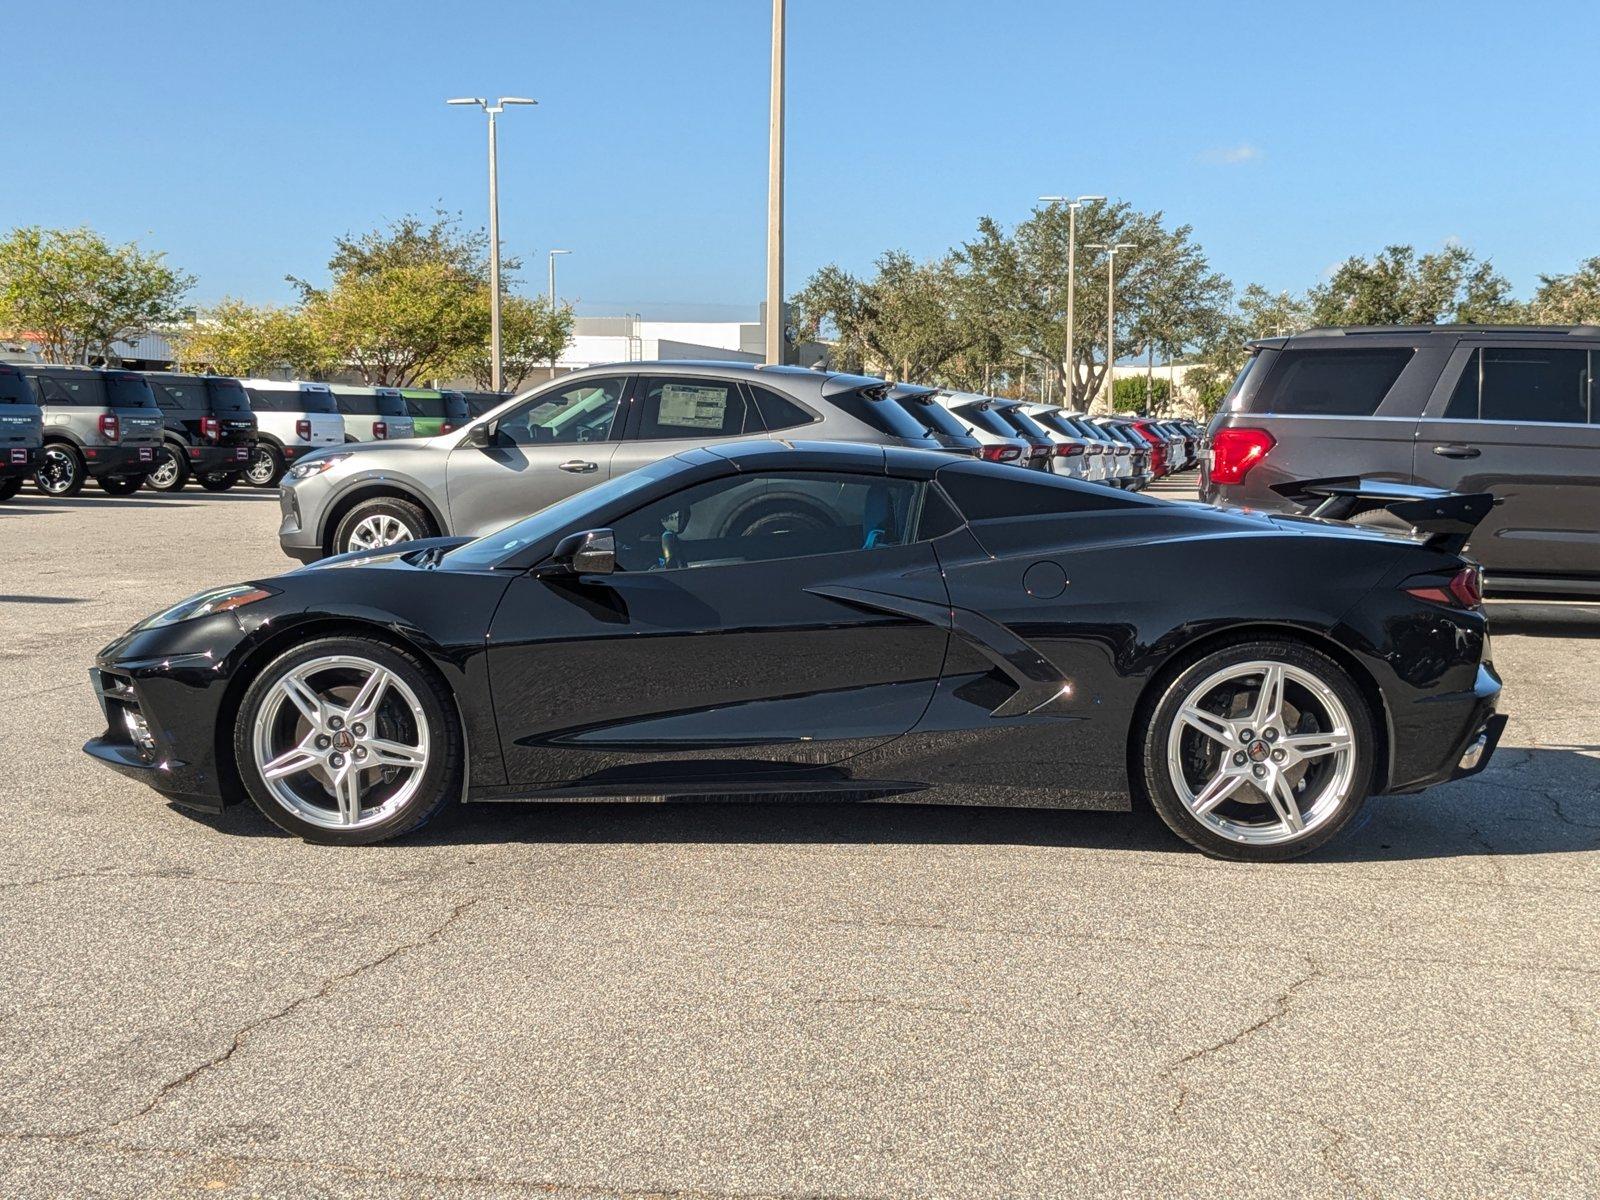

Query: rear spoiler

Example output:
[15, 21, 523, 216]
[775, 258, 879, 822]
[1270, 477, 1496, 556]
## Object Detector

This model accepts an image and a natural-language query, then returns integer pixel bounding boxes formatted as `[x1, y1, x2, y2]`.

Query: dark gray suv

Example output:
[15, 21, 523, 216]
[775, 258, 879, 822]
[1201, 325, 1600, 597]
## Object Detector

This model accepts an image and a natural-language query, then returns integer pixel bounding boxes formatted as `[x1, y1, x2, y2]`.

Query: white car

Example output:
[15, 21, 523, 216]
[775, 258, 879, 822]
[331, 385, 416, 444]
[1056, 410, 1136, 487]
[931, 391, 1033, 469]
[240, 379, 346, 487]
[1018, 403, 1106, 484]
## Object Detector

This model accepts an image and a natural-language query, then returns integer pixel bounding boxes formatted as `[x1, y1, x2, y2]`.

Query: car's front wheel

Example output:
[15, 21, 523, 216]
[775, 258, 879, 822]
[332, 496, 431, 556]
[245, 443, 284, 487]
[235, 637, 463, 844]
[1139, 639, 1374, 861]
[35, 444, 85, 496]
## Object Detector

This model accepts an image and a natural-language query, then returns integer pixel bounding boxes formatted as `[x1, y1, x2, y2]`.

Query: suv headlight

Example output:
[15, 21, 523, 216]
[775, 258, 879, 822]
[134, 584, 278, 631]
[286, 452, 353, 481]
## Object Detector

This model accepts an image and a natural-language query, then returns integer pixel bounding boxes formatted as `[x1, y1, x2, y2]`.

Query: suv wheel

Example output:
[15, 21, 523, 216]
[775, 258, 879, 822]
[35, 444, 85, 496]
[146, 444, 190, 491]
[1139, 639, 1374, 862]
[196, 471, 239, 493]
[97, 475, 144, 496]
[333, 497, 431, 555]
[246, 443, 284, 487]
[234, 636, 463, 844]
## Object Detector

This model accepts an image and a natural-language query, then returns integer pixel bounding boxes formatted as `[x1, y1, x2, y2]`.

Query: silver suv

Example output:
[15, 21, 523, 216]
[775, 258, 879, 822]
[21, 365, 165, 496]
[278, 361, 949, 561]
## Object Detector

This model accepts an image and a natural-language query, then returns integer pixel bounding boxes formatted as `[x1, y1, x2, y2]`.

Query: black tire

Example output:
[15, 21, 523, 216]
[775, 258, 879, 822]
[35, 443, 85, 496]
[1137, 638, 1376, 862]
[234, 635, 463, 845]
[196, 471, 240, 492]
[145, 443, 191, 492]
[0, 477, 21, 501]
[245, 443, 284, 488]
[97, 474, 144, 496]
[331, 496, 432, 556]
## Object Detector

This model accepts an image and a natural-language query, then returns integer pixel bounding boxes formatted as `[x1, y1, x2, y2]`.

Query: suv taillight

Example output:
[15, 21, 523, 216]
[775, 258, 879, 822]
[441, 422, 456, 435]
[373, 420, 387, 439]
[99, 412, 119, 442]
[1404, 566, 1483, 611]
[1054, 443, 1085, 457]
[200, 415, 220, 442]
[1208, 427, 1275, 485]
[295, 418, 311, 440]
[980, 443, 1022, 463]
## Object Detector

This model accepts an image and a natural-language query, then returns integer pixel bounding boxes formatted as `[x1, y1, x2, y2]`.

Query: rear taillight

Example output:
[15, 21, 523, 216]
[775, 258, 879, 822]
[1208, 427, 1275, 485]
[99, 412, 119, 441]
[441, 423, 456, 435]
[980, 443, 1022, 463]
[373, 420, 388, 440]
[200, 415, 220, 442]
[1404, 566, 1484, 611]
[295, 418, 311, 440]
[1054, 443, 1085, 458]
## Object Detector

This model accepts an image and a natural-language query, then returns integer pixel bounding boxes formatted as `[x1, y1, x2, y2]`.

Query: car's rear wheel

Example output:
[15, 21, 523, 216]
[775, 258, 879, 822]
[235, 637, 463, 844]
[97, 474, 144, 496]
[332, 496, 431, 556]
[245, 443, 284, 487]
[146, 444, 190, 491]
[196, 471, 240, 492]
[1140, 639, 1374, 861]
[35, 444, 85, 496]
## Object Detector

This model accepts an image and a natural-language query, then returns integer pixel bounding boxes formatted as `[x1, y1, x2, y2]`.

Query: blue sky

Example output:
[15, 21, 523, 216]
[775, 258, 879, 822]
[7, 0, 1595, 319]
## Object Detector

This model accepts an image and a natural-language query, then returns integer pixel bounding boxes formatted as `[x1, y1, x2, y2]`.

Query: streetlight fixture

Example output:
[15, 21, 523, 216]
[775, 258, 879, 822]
[1038, 194, 1104, 407]
[765, 0, 786, 365]
[547, 248, 570, 307]
[448, 95, 538, 391]
[1086, 242, 1133, 411]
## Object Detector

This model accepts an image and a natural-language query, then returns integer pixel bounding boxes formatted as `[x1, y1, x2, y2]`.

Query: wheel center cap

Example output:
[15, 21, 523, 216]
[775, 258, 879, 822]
[1247, 739, 1270, 762]
[332, 730, 355, 752]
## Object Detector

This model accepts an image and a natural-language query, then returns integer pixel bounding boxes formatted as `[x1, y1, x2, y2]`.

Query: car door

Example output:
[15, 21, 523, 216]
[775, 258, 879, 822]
[485, 468, 951, 787]
[445, 375, 629, 539]
[1416, 341, 1600, 581]
[605, 373, 766, 478]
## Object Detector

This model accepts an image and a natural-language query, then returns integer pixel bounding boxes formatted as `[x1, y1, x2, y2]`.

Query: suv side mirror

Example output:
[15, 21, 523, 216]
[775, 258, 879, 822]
[547, 528, 615, 576]
[463, 422, 493, 449]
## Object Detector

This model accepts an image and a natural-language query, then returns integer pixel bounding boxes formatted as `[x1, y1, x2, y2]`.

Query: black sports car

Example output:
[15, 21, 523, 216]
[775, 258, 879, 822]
[85, 441, 1505, 860]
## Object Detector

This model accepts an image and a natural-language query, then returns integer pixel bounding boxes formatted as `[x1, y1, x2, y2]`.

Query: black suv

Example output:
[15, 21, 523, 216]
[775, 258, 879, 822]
[0, 362, 45, 500]
[142, 373, 258, 492]
[1201, 325, 1600, 597]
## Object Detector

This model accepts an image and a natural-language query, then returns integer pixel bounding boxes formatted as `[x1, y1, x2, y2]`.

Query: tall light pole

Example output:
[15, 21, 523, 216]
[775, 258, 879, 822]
[1038, 194, 1104, 409]
[547, 248, 570, 307]
[765, 0, 785, 365]
[448, 95, 537, 391]
[1086, 242, 1132, 412]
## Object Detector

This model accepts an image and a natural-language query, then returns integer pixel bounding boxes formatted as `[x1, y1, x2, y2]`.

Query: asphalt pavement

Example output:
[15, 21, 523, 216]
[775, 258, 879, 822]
[1, 479, 1596, 1199]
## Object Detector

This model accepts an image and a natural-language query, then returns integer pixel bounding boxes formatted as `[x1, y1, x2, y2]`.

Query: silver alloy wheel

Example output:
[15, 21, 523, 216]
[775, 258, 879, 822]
[1165, 659, 1356, 847]
[251, 654, 431, 830]
[245, 446, 277, 486]
[148, 449, 181, 488]
[38, 447, 77, 494]
[347, 513, 416, 553]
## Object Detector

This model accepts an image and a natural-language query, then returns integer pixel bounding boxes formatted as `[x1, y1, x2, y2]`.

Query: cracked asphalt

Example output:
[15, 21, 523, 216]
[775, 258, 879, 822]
[1, 480, 1597, 1199]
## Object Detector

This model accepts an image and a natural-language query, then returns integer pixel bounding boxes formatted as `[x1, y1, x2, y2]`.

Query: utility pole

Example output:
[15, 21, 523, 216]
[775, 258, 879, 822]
[765, 0, 785, 365]
[1038, 194, 1104, 408]
[1086, 242, 1132, 411]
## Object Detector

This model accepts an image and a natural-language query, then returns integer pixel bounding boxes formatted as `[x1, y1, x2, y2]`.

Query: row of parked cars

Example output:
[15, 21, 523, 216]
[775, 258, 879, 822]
[0, 362, 508, 499]
[273, 361, 1202, 561]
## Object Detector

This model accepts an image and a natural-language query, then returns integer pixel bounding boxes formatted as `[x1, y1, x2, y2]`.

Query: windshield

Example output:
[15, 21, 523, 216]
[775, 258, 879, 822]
[998, 406, 1051, 439]
[896, 395, 970, 438]
[106, 374, 158, 408]
[440, 459, 679, 570]
[207, 380, 251, 412]
[953, 403, 1013, 438]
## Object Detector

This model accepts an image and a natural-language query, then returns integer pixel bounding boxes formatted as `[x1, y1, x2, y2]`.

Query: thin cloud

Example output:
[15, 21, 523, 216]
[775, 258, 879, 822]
[1197, 143, 1264, 166]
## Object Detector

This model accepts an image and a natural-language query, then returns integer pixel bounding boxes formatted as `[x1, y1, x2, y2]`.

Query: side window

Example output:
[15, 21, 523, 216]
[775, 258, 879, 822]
[246, 389, 281, 413]
[496, 378, 625, 446]
[1443, 351, 1480, 420]
[1478, 347, 1588, 424]
[749, 385, 818, 433]
[1249, 348, 1414, 416]
[611, 471, 923, 572]
[632, 376, 749, 441]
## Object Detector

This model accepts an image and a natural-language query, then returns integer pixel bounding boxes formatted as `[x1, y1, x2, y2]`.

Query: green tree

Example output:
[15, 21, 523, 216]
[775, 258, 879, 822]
[789, 251, 962, 381]
[1308, 244, 1524, 326]
[0, 226, 193, 364]
[1112, 375, 1171, 413]
[171, 299, 334, 377]
[1186, 284, 1312, 415]
[1529, 256, 1600, 324]
[454, 293, 575, 390]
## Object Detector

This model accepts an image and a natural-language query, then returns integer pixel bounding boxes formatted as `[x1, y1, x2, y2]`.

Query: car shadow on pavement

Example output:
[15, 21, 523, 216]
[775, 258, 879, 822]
[1488, 602, 1600, 639]
[175, 746, 1600, 862]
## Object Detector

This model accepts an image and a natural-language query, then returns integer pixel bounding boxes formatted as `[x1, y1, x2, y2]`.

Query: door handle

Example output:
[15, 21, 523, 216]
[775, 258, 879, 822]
[558, 459, 598, 473]
[1432, 444, 1481, 459]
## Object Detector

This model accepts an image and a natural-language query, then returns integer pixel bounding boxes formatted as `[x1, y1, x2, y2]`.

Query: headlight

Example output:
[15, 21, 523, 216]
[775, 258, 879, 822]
[134, 584, 277, 631]
[286, 453, 352, 481]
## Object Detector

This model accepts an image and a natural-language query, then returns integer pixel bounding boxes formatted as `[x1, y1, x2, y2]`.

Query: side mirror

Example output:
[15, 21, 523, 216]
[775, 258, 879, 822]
[462, 421, 494, 449]
[547, 528, 615, 576]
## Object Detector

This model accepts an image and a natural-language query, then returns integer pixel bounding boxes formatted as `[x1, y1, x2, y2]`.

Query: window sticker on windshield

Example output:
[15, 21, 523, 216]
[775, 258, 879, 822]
[657, 384, 728, 431]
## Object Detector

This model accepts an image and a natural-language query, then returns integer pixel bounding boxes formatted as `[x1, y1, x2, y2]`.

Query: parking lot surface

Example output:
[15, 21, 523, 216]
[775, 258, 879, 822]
[1, 482, 1597, 1199]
